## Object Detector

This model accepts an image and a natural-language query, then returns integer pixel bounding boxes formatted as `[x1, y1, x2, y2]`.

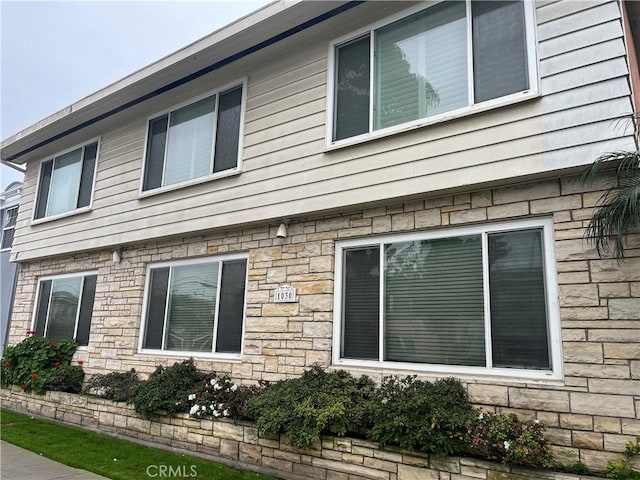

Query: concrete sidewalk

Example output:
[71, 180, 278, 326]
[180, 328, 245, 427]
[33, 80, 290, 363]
[1, 440, 110, 480]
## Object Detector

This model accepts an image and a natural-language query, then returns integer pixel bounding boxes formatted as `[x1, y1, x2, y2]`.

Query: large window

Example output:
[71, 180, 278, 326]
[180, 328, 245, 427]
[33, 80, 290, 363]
[32, 273, 97, 346]
[330, 0, 536, 143]
[142, 82, 245, 193]
[34, 141, 99, 220]
[1, 206, 18, 250]
[334, 219, 561, 378]
[140, 255, 248, 357]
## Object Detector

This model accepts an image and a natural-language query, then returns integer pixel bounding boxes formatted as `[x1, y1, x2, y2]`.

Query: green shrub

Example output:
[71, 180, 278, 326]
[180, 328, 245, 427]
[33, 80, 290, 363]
[85, 369, 141, 402]
[367, 376, 476, 456]
[466, 412, 553, 468]
[245, 366, 376, 449]
[605, 436, 640, 480]
[129, 359, 211, 419]
[43, 365, 85, 393]
[1, 334, 79, 394]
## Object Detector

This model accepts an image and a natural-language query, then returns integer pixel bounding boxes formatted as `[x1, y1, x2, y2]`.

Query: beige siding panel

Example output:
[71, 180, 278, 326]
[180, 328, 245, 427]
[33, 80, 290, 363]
[540, 38, 627, 78]
[541, 58, 629, 95]
[13, 135, 635, 261]
[539, 20, 622, 59]
[247, 84, 325, 123]
[244, 111, 325, 148]
[248, 63, 326, 108]
[536, 0, 610, 25]
[245, 97, 326, 136]
[17, 106, 631, 249]
[537, 1, 620, 41]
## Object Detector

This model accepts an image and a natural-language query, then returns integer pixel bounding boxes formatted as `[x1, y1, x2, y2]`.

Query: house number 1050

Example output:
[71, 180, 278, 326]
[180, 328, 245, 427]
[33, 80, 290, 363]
[274, 284, 296, 303]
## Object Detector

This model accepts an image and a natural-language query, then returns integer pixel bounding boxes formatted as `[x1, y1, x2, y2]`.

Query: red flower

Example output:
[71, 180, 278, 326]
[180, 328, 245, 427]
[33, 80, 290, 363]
[77, 360, 84, 366]
[50, 341, 57, 347]
[20, 384, 27, 391]
[54, 361, 61, 367]
[26, 330, 36, 335]
[5, 361, 12, 368]
[30, 374, 37, 380]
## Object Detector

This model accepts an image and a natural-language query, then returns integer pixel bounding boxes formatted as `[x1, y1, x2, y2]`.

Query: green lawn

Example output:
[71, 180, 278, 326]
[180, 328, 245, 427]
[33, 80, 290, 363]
[0, 409, 277, 480]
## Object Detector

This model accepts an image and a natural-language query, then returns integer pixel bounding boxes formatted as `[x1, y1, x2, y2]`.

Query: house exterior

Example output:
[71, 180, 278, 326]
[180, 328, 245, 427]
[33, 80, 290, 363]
[0, 181, 22, 356]
[1, 0, 639, 472]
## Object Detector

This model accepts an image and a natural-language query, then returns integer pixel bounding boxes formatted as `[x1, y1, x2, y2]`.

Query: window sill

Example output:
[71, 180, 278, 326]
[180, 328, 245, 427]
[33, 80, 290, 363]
[138, 349, 242, 362]
[31, 206, 92, 226]
[332, 359, 562, 383]
[138, 168, 242, 199]
[325, 90, 540, 152]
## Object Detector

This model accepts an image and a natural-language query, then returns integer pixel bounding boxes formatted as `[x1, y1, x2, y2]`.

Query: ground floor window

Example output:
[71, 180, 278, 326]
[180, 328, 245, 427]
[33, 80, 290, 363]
[140, 254, 247, 357]
[32, 272, 97, 346]
[334, 218, 561, 378]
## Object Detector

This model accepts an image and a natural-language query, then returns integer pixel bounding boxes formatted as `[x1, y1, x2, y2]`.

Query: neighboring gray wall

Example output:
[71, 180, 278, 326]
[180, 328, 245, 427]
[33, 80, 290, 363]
[1, 249, 18, 356]
[11, 0, 637, 261]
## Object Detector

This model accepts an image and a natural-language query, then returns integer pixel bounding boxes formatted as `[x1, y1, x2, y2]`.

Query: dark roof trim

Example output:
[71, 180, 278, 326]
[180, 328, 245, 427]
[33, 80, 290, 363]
[6, 1, 364, 163]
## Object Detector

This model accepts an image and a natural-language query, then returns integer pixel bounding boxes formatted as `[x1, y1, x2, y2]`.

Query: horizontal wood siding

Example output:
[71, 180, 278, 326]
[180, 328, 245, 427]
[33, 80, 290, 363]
[11, 0, 636, 261]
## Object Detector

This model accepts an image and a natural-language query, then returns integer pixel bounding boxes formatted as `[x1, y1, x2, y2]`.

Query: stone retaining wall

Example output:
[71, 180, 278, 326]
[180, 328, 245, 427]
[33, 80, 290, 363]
[0, 387, 607, 480]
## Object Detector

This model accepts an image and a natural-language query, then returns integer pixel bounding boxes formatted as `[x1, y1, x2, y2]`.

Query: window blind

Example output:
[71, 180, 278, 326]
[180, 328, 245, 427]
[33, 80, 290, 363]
[164, 263, 218, 352]
[35, 161, 53, 219]
[343, 247, 380, 360]
[46, 277, 82, 342]
[46, 149, 83, 217]
[374, 1, 467, 130]
[489, 229, 550, 369]
[164, 96, 216, 186]
[384, 236, 485, 366]
[143, 116, 168, 191]
[77, 143, 98, 208]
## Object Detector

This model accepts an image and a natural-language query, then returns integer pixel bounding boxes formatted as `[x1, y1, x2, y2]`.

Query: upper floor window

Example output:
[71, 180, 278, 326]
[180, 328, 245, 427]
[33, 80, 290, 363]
[34, 140, 99, 220]
[142, 82, 245, 193]
[32, 272, 97, 346]
[1, 206, 18, 250]
[333, 219, 561, 379]
[330, 0, 536, 144]
[140, 254, 248, 357]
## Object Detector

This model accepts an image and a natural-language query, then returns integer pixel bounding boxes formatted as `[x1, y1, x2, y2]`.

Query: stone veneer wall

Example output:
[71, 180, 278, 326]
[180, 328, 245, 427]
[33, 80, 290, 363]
[0, 387, 608, 480]
[6, 174, 640, 471]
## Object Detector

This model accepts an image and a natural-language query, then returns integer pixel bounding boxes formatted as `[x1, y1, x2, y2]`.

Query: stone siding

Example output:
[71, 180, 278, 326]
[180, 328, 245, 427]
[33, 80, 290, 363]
[7, 174, 640, 470]
[0, 387, 607, 480]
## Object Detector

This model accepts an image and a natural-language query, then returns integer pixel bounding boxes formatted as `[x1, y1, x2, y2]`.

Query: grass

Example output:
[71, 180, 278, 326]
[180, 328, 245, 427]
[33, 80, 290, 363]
[0, 409, 277, 480]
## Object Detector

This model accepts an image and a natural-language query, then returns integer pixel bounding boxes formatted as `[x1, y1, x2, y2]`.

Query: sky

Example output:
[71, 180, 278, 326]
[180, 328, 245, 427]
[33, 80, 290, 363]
[0, 0, 269, 191]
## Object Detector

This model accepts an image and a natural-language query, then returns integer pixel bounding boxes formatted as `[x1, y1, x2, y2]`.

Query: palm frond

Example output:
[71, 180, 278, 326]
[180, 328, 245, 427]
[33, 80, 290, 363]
[582, 150, 640, 260]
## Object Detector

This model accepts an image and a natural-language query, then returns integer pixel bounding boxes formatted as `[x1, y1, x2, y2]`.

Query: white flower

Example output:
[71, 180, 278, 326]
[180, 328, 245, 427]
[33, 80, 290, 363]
[230, 384, 238, 392]
[188, 394, 196, 401]
[214, 383, 222, 391]
[534, 419, 540, 424]
[210, 379, 217, 386]
[223, 409, 229, 417]
[210, 405, 216, 410]
[212, 410, 220, 417]
[503, 441, 511, 450]
[201, 405, 207, 412]
[218, 403, 224, 410]
[478, 412, 484, 420]
[190, 404, 199, 415]
[381, 398, 388, 404]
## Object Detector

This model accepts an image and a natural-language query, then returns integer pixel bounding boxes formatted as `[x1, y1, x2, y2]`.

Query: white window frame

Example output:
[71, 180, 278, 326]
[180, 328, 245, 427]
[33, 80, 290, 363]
[31, 137, 101, 224]
[30, 270, 98, 349]
[332, 218, 562, 380]
[325, 0, 539, 149]
[1, 205, 19, 251]
[139, 78, 248, 198]
[138, 253, 249, 360]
